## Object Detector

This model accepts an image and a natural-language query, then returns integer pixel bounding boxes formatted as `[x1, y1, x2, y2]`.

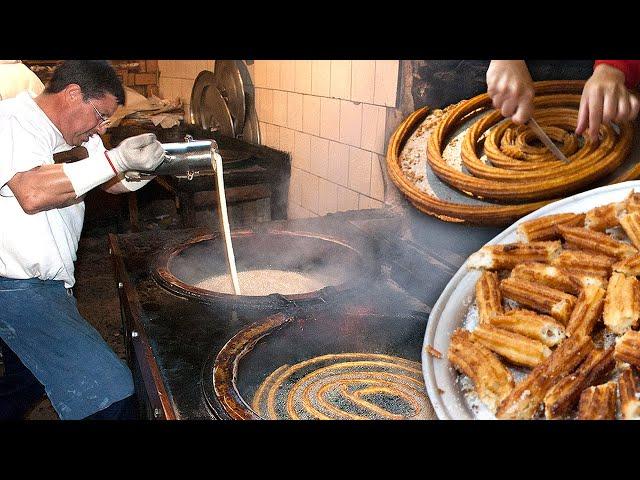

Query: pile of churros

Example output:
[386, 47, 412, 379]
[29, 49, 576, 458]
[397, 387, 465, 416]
[447, 190, 640, 419]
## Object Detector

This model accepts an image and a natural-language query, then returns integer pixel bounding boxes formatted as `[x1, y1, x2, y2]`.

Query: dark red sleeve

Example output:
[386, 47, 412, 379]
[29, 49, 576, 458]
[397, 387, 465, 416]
[594, 60, 640, 89]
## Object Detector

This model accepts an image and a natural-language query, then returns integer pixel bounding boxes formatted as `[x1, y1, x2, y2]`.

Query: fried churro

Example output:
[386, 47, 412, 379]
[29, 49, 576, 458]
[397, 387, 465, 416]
[558, 225, 638, 259]
[496, 335, 595, 419]
[603, 272, 640, 334]
[617, 366, 640, 420]
[624, 190, 640, 215]
[543, 347, 615, 419]
[476, 271, 503, 324]
[613, 253, 640, 276]
[619, 212, 640, 250]
[584, 202, 624, 232]
[614, 330, 640, 368]
[517, 213, 585, 242]
[467, 241, 562, 270]
[510, 262, 581, 295]
[470, 324, 551, 368]
[488, 309, 565, 347]
[577, 382, 617, 420]
[499, 277, 576, 324]
[551, 249, 615, 279]
[447, 329, 514, 413]
[565, 284, 606, 338]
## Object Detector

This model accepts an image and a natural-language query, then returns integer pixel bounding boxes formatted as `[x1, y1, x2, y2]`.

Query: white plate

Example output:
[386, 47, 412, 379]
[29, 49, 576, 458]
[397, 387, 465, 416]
[421, 180, 640, 420]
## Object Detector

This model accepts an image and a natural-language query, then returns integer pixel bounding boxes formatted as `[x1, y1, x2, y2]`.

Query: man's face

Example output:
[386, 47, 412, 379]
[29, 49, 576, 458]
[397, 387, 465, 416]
[62, 91, 119, 146]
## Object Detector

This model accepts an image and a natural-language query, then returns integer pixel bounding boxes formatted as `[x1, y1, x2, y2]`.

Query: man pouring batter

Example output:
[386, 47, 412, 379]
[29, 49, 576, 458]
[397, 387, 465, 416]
[0, 60, 165, 419]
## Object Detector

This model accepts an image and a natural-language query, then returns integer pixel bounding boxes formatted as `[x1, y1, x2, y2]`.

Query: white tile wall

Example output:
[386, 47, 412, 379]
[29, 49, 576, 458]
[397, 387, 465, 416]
[348, 147, 372, 196]
[302, 95, 321, 136]
[370, 154, 385, 202]
[361, 103, 386, 155]
[279, 127, 295, 154]
[339, 100, 362, 147]
[351, 60, 376, 104]
[280, 60, 295, 91]
[309, 136, 329, 178]
[254, 60, 268, 88]
[157, 60, 398, 220]
[330, 60, 351, 100]
[336, 185, 359, 212]
[311, 60, 331, 97]
[374, 60, 399, 107]
[287, 92, 304, 132]
[300, 171, 319, 214]
[293, 131, 311, 172]
[273, 90, 288, 126]
[266, 60, 281, 90]
[320, 97, 341, 142]
[295, 60, 313, 95]
[327, 141, 349, 187]
[318, 178, 338, 215]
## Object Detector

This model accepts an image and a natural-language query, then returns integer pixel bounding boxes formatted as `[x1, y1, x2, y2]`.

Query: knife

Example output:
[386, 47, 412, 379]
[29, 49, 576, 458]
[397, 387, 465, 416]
[527, 117, 571, 164]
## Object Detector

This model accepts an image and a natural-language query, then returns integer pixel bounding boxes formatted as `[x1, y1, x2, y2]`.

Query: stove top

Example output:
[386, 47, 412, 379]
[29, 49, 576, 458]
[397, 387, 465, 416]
[109, 209, 502, 419]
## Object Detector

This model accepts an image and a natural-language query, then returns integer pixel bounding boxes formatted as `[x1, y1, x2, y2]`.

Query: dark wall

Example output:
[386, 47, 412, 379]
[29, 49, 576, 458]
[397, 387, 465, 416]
[409, 60, 594, 110]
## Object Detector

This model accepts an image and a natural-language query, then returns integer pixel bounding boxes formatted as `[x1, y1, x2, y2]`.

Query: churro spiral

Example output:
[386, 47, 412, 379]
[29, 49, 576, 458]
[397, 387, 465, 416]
[251, 353, 431, 420]
[427, 81, 634, 202]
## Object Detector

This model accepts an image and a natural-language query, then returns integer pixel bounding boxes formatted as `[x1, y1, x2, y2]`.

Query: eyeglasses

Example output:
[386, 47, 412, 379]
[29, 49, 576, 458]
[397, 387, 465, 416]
[87, 98, 110, 128]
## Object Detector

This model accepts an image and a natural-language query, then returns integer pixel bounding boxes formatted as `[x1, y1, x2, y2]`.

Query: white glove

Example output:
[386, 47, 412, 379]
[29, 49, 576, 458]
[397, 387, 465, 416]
[63, 133, 164, 198]
[105, 133, 165, 173]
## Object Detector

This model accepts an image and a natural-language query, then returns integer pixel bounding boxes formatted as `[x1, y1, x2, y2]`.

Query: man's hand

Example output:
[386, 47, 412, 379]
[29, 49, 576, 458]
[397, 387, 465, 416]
[107, 133, 165, 173]
[576, 63, 640, 142]
[486, 60, 535, 124]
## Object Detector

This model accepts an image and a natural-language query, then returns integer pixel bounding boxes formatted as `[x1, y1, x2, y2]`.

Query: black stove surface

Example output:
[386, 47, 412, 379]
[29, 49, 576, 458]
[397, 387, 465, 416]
[111, 209, 502, 419]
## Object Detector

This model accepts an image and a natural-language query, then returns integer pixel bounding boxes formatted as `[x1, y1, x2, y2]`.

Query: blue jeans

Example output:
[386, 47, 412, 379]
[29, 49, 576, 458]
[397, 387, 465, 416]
[0, 277, 136, 420]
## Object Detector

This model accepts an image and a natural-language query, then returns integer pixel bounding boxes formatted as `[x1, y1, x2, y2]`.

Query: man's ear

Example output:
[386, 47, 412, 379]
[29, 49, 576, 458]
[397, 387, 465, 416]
[65, 83, 82, 104]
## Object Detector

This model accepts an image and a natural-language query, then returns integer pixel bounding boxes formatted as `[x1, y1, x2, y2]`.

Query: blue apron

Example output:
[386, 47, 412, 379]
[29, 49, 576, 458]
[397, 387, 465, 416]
[0, 277, 133, 419]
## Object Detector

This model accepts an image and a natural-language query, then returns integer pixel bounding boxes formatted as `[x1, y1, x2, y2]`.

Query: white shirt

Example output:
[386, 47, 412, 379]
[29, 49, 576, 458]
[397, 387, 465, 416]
[0, 61, 45, 101]
[0, 92, 105, 288]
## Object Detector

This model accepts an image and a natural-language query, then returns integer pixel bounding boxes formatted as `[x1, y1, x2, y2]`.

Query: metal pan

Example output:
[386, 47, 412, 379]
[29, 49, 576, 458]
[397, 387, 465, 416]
[421, 180, 640, 420]
[213, 60, 246, 135]
[190, 71, 216, 127]
[199, 84, 235, 137]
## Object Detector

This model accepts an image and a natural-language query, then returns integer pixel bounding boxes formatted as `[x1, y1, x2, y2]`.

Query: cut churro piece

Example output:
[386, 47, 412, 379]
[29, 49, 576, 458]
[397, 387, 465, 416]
[551, 249, 615, 279]
[619, 212, 640, 250]
[613, 253, 640, 276]
[617, 366, 640, 419]
[499, 277, 577, 324]
[511, 262, 581, 295]
[489, 309, 565, 347]
[614, 331, 640, 368]
[558, 225, 638, 259]
[476, 271, 503, 324]
[467, 241, 562, 271]
[517, 213, 585, 242]
[624, 190, 640, 215]
[496, 335, 595, 419]
[584, 202, 624, 232]
[577, 382, 617, 420]
[447, 329, 514, 413]
[470, 324, 551, 368]
[603, 272, 640, 334]
[543, 347, 615, 419]
[565, 284, 606, 338]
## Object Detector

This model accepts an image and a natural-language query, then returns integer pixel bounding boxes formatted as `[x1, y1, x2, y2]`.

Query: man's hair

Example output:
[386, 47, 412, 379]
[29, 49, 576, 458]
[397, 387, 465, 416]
[45, 60, 125, 105]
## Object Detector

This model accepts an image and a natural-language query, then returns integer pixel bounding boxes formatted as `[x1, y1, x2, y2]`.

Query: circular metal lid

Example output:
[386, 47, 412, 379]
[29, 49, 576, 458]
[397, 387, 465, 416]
[199, 84, 235, 137]
[238, 91, 261, 144]
[213, 60, 246, 135]
[189, 70, 216, 127]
